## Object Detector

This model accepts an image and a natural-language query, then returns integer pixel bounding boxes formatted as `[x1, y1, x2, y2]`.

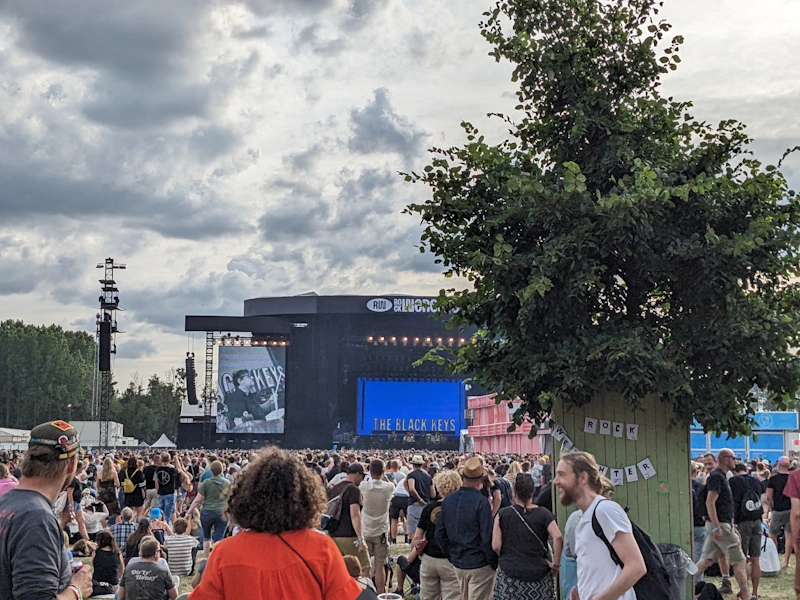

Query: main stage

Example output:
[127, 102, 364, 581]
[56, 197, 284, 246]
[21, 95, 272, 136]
[179, 294, 477, 449]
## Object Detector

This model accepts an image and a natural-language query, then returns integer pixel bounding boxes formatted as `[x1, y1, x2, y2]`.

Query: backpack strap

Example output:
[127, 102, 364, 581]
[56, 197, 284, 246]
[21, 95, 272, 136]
[591, 499, 624, 568]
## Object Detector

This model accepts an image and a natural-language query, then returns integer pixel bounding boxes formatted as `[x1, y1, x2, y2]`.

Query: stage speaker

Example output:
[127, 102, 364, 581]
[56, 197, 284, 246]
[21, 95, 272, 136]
[98, 321, 112, 372]
[185, 356, 198, 405]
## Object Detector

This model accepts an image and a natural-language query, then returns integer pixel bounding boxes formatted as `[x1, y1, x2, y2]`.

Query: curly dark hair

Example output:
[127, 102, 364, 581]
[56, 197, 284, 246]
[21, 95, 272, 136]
[227, 446, 327, 534]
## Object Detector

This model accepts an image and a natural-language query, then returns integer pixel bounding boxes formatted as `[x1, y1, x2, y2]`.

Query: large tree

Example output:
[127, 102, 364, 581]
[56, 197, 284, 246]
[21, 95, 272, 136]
[407, 0, 800, 436]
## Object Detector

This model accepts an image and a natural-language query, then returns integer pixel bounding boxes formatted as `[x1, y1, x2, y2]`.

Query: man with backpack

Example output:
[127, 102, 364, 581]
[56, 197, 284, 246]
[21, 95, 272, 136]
[553, 451, 646, 600]
[729, 462, 764, 599]
[694, 449, 751, 600]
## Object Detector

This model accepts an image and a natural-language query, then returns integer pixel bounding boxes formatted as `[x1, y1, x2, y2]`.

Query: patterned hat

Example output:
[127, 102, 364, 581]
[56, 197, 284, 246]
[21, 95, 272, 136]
[28, 420, 80, 460]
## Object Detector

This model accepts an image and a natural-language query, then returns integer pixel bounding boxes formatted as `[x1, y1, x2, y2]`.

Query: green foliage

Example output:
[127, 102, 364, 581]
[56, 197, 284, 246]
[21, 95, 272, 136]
[0, 320, 96, 426]
[405, 0, 800, 437]
[0, 320, 184, 444]
[110, 371, 185, 445]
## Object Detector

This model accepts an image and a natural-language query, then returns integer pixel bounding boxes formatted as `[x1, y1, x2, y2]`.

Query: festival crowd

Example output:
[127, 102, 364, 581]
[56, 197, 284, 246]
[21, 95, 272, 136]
[1, 421, 800, 600]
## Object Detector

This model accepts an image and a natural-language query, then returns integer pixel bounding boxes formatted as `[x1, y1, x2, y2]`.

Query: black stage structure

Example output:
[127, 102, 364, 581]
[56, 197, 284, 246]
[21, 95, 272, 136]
[181, 294, 477, 450]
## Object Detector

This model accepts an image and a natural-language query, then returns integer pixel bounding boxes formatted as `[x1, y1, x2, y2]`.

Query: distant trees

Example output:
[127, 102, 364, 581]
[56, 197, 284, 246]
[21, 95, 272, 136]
[0, 320, 95, 426]
[111, 371, 185, 444]
[0, 320, 184, 444]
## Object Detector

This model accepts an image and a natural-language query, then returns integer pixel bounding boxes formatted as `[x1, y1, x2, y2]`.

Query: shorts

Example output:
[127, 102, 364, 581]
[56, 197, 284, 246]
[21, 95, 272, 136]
[364, 534, 389, 565]
[332, 537, 371, 569]
[390, 496, 409, 520]
[770, 509, 792, 536]
[701, 522, 746, 565]
[737, 520, 762, 558]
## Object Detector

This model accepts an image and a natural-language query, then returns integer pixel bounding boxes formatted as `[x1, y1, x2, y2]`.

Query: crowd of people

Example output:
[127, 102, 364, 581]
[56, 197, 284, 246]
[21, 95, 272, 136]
[1, 420, 800, 600]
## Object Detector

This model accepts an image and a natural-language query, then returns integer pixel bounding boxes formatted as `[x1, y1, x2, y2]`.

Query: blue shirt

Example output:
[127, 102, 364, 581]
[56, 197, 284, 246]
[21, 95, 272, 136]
[435, 486, 495, 569]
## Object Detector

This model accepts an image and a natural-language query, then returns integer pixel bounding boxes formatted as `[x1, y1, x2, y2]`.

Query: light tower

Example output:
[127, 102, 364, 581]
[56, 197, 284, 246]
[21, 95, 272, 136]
[94, 257, 125, 448]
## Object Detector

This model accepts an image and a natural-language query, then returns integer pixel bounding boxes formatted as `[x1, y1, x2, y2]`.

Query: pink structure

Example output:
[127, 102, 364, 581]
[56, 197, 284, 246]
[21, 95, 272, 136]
[467, 393, 548, 455]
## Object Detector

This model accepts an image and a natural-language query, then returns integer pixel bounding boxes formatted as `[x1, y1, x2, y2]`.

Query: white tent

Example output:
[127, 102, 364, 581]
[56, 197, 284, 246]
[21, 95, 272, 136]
[150, 434, 177, 448]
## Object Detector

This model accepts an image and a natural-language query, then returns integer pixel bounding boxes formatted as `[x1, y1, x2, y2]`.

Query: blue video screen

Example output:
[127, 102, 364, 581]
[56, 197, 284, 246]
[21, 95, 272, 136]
[356, 378, 465, 436]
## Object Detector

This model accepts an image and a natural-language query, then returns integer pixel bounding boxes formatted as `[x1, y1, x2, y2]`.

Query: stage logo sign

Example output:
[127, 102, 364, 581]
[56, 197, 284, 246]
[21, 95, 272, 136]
[217, 346, 285, 434]
[367, 297, 437, 313]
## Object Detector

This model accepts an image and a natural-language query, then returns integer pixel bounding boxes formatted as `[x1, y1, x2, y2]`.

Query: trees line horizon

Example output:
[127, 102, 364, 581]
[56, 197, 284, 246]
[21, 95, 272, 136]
[0, 319, 184, 444]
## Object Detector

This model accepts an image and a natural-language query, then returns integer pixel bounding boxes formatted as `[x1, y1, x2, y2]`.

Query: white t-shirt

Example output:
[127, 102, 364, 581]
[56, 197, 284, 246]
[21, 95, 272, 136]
[575, 496, 636, 600]
[391, 472, 409, 497]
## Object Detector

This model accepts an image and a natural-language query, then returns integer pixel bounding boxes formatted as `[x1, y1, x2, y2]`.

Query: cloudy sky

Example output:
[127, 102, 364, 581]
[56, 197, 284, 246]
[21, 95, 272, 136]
[1, 0, 798, 388]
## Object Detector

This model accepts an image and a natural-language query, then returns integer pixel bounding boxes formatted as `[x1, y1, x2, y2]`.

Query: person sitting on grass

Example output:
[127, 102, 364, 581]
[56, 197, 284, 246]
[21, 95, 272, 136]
[344, 555, 377, 593]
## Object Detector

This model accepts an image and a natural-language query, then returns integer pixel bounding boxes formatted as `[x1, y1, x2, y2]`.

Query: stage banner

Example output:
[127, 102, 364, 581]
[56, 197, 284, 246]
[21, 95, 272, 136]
[217, 346, 285, 434]
[356, 378, 465, 436]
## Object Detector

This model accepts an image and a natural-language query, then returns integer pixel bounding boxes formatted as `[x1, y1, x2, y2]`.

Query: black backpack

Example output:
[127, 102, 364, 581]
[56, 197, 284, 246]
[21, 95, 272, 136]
[592, 500, 671, 600]
[738, 477, 764, 521]
[320, 481, 349, 532]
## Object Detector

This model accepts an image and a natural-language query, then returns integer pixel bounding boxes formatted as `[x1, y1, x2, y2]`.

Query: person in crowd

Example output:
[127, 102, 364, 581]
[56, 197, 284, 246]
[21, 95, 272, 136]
[189, 446, 362, 599]
[690, 461, 707, 586]
[388, 459, 410, 544]
[413, 469, 462, 600]
[729, 462, 764, 599]
[343, 555, 377, 593]
[492, 473, 562, 600]
[164, 517, 199, 577]
[326, 455, 342, 482]
[780, 460, 800, 600]
[83, 499, 110, 540]
[554, 451, 645, 600]
[0, 462, 19, 497]
[767, 455, 794, 567]
[435, 456, 497, 600]
[97, 456, 121, 517]
[109, 506, 138, 555]
[0, 420, 94, 600]
[329, 462, 371, 572]
[480, 464, 504, 517]
[142, 454, 160, 512]
[119, 537, 177, 600]
[185, 459, 229, 552]
[93, 530, 125, 591]
[148, 507, 174, 543]
[155, 452, 179, 522]
[121, 456, 146, 520]
[406, 455, 435, 536]
[359, 458, 395, 595]
[174, 455, 194, 515]
[505, 461, 522, 483]
[697, 453, 733, 592]
[125, 518, 154, 565]
[694, 449, 751, 599]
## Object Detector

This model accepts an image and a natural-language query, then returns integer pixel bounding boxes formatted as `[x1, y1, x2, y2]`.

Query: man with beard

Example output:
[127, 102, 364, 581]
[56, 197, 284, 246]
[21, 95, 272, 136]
[553, 451, 645, 600]
[225, 370, 267, 428]
[0, 421, 94, 600]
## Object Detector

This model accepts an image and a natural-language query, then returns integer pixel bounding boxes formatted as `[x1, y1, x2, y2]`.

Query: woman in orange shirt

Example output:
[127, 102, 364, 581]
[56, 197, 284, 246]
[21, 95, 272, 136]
[189, 446, 362, 600]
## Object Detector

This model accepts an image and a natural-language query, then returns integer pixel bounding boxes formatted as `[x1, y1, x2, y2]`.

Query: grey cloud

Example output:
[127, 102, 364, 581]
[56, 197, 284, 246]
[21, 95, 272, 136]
[293, 23, 347, 56]
[0, 166, 246, 240]
[348, 88, 429, 159]
[233, 24, 272, 39]
[282, 144, 324, 173]
[189, 125, 240, 162]
[116, 338, 157, 360]
[0, 242, 85, 296]
[241, 0, 336, 17]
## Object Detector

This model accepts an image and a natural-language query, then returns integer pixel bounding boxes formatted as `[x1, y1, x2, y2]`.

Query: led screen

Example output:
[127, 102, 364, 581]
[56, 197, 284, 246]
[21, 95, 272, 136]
[356, 378, 464, 436]
[217, 346, 285, 434]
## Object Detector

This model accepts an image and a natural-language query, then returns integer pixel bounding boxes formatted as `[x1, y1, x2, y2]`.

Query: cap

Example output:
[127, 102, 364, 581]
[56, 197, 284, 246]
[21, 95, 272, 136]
[138, 518, 151, 527]
[149, 507, 162, 519]
[429, 462, 440, 469]
[779, 456, 791, 466]
[347, 462, 365, 475]
[462, 457, 486, 480]
[28, 421, 80, 461]
[411, 455, 424, 465]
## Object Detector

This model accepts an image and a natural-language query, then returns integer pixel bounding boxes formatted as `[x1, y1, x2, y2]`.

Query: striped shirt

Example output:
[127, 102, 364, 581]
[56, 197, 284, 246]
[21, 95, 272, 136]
[107, 520, 137, 553]
[164, 534, 198, 576]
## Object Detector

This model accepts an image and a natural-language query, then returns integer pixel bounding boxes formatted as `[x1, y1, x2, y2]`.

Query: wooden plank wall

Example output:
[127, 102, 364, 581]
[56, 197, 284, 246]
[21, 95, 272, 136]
[552, 392, 692, 553]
